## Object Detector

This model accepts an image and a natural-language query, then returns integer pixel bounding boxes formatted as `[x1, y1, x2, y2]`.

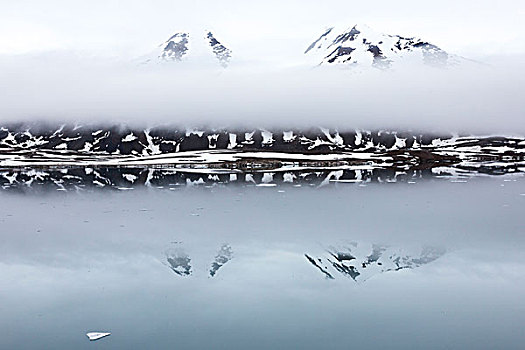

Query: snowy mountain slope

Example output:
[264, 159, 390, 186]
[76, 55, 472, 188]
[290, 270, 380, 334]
[154, 30, 232, 67]
[159, 32, 189, 61]
[0, 124, 522, 160]
[305, 24, 461, 68]
[206, 31, 232, 67]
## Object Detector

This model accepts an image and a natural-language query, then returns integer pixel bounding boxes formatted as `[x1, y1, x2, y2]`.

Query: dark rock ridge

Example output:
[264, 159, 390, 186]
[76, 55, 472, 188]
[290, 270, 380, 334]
[0, 123, 522, 157]
[0, 123, 523, 192]
[206, 32, 232, 67]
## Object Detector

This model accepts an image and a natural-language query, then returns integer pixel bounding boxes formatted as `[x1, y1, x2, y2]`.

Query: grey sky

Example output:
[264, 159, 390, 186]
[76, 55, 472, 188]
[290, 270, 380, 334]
[0, 1, 523, 132]
[1, 0, 524, 59]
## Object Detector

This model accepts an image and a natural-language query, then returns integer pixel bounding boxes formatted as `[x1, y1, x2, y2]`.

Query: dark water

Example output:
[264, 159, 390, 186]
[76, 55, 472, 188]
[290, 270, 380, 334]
[0, 175, 524, 349]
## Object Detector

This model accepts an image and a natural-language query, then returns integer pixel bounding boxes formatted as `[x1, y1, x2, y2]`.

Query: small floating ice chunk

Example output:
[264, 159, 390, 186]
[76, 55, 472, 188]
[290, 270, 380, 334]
[86, 332, 111, 341]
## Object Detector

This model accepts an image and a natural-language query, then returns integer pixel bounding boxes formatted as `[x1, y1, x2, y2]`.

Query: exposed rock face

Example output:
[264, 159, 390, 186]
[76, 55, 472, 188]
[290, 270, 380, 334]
[305, 24, 457, 68]
[2, 123, 522, 156]
[159, 32, 189, 61]
[206, 32, 232, 67]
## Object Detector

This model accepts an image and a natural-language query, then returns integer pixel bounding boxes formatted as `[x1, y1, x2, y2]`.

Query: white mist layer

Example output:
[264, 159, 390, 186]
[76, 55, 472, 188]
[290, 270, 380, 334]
[0, 53, 523, 134]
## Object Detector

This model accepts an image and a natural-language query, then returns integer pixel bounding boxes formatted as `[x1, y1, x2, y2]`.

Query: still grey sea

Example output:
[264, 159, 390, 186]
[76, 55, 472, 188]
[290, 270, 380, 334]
[1, 176, 524, 349]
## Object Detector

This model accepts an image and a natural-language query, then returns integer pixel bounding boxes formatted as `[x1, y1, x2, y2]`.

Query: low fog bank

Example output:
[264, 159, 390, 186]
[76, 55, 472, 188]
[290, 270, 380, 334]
[0, 53, 523, 135]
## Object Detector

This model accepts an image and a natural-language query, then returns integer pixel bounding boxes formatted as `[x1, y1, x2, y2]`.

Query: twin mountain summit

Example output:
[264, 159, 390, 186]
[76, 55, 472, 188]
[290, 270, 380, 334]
[148, 24, 463, 68]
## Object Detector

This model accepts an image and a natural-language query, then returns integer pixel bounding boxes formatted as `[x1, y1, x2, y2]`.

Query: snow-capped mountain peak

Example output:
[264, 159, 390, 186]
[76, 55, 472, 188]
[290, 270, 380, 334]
[305, 24, 456, 69]
[159, 32, 189, 61]
[206, 31, 232, 67]
[156, 30, 232, 67]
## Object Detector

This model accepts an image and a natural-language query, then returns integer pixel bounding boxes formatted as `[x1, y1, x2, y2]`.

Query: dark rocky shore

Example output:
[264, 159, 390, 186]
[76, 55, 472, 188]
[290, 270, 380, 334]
[0, 123, 523, 191]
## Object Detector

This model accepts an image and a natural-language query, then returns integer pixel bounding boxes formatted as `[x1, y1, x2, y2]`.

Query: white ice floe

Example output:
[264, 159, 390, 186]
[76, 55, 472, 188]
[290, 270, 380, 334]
[86, 332, 111, 341]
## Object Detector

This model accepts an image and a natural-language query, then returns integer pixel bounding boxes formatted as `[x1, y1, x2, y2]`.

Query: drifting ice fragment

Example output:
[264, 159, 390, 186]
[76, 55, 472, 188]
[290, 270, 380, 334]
[86, 332, 111, 341]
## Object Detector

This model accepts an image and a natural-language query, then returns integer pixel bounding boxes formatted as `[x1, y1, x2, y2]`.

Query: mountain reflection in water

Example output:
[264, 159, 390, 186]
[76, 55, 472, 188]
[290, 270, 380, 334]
[165, 243, 233, 277]
[306, 244, 445, 281]
[0, 165, 523, 192]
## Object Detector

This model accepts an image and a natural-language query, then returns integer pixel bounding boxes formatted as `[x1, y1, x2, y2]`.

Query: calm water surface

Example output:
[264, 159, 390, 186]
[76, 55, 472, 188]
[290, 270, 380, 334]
[1, 176, 524, 349]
